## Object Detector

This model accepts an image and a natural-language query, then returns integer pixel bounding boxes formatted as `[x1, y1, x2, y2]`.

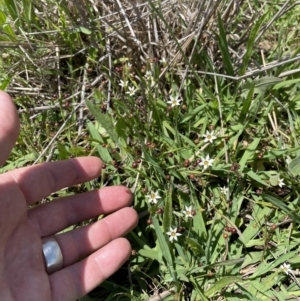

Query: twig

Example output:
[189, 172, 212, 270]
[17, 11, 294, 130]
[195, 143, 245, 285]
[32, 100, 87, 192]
[18, 45, 39, 68]
[178, 0, 210, 93]
[105, 25, 112, 112]
[33, 101, 84, 164]
[56, 46, 62, 99]
[78, 63, 88, 135]
[178, 53, 300, 81]
[115, 0, 140, 46]
[46, 145, 56, 162]
[146, 288, 176, 301]
[255, 0, 293, 43]
[19, 105, 60, 114]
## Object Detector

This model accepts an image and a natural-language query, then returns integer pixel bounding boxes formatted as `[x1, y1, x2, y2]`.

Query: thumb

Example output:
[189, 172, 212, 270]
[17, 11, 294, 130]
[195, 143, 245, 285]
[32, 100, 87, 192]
[0, 91, 20, 167]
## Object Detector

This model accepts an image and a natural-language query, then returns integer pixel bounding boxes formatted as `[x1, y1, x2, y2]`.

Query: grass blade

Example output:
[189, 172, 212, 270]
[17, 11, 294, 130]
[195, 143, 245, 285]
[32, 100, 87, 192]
[239, 14, 267, 75]
[262, 194, 300, 224]
[217, 13, 234, 76]
[205, 276, 243, 298]
[86, 100, 119, 147]
[163, 185, 173, 233]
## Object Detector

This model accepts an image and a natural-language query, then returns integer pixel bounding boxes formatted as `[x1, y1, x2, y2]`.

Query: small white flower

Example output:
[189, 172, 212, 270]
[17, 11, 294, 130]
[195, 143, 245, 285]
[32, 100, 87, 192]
[166, 227, 182, 242]
[160, 57, 167, 63]
[144, 71, 152, 80]
[146, 191, 161, 204]
[127, 62, 132, 68]
[119, 80, 128, 88]
[144, 71, 155, 85]
[126, 86, 137, 96]
[203, 131, 217, 143]
[281, 262, 292, 275]
[278, 178, 285, 188]
[199, 155, 214, 170]
[182, 206, 193, 218]
[220, 186, 228, 195]
[167, 95, 182, 107]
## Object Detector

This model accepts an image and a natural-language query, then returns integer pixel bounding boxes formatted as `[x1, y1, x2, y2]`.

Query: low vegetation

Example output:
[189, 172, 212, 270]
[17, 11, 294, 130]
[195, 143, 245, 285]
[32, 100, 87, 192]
[1, 0, 300, 300]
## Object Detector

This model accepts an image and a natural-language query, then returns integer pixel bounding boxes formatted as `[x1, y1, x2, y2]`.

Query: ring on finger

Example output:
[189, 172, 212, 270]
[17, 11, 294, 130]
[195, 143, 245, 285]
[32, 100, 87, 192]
[42, 236, 63, 275]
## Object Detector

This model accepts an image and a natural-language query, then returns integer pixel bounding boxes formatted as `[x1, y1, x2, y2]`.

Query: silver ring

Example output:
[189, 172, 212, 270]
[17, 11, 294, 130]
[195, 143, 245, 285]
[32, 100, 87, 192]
[42, 237, 63, 275]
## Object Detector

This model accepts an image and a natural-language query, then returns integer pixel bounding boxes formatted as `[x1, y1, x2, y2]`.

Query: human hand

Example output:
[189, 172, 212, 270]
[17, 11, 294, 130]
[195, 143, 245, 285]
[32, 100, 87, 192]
[0, 91, 138, 301]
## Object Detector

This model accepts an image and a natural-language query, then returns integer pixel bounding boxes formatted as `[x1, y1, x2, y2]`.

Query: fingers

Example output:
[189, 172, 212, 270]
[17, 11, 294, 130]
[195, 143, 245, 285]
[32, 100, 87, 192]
[5, 157, 102, 204]
[0, 91, 19, 166]
[50, 238, 131, 301]
[55, 207, 138, 267]
[28, 186, 134, 237]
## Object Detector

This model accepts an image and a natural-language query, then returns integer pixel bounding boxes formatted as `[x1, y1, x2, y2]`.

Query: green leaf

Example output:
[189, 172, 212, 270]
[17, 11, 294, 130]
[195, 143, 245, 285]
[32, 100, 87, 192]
[163, 186, 173, 233]
[180, 104, 206, 123]
[0, 77, 11, 90]
[79, 27, 92, 35]
[250, 250, 298, 279]
[239, 84, 254, 124]
[241, 205, 273, 245]
[235, 283, 262, 301]
[86, 100, 119, 145]
[0, 152, 38, 172]
[269, 174, 279, 186]
[152, 215, 177, 284]
[288, 155, 300, 176]
[0, 11, 15, 39]
[205, 276, 243, 297]
[262, 194, 300, 224]
[209, 257, 245, 268]
[86, 121, 112, 163]
[242, 77, 282, 95]
[230, 123, 244, 131]
[190, 276, 209, 301]
[139, 248, 160, 261]
[239, 14, 266, 75]
[192, 205, 207, 239]
[247, 170, 268, 186]
[163, 120, 176, 136]
[22, 0, 32, 23]
[115, 117, 128, 150]
[57, 142, 70, 160]
[143, 151, 165, 177]
[217, 13, 234, 76]
[239, 137, 261, 171]
[0, 11, 6, 24]
[152, 216, 172, 264]
[272, 78, 300, 90]
[185, 237, 205, 256]
[3, 0, 19, 20]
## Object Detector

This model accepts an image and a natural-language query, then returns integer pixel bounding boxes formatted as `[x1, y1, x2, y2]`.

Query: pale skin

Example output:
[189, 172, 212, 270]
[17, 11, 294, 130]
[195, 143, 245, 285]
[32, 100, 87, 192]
[0, 91, 139, 301]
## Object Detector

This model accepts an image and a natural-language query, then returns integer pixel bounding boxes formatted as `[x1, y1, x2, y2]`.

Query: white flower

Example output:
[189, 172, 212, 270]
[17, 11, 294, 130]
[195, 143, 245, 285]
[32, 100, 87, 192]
[203, 131, 217, 143]
[278, 178, 285, 188]
[182, 206, 193, 218]
[146, 191, 161, 204]
[126, 86, 137, 96]
[160, 57, 167, 63]
[166, 227, 182, 242]
[127, 62, 132, 68]
[144, 71, 155, 85]
[281, 262, 292, 275]
[119, 80, 128, 88]
[167, 95, 182, 107]
[199, 155, 214, 170]
[144, 71, 152, 80]
[220, 186, 228, 195]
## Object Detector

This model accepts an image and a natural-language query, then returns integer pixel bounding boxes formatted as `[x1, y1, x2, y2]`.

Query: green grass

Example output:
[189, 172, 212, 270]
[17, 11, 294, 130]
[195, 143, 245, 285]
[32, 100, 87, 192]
[2, 0, 300, 300]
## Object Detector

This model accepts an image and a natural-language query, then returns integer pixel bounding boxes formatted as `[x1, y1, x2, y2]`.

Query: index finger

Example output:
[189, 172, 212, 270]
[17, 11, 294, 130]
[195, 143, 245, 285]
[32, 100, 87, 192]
[0, 91, 19, 166]
[4, 157, 102, 204]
